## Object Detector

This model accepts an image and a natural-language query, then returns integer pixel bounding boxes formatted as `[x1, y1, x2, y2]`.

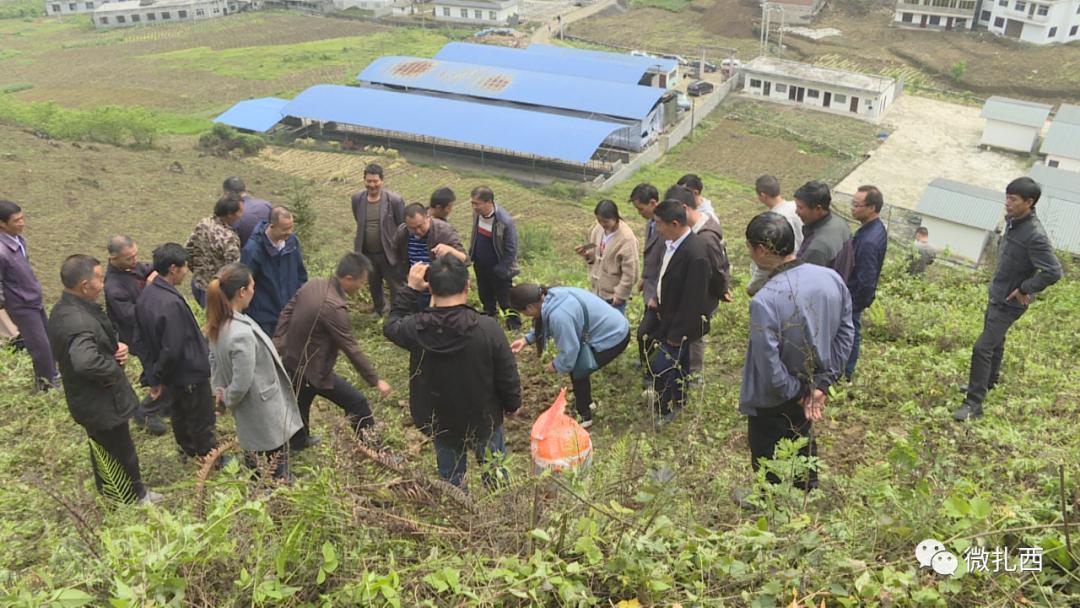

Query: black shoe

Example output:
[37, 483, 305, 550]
[145, 414, 168, 436]
[290, 435, 322, 451]
[952, 403, 983, 421]
[214, 454, 237, 471]
[959, 383, 996, 394]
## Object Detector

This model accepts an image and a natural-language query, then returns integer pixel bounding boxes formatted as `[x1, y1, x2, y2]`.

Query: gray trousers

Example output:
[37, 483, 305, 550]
[964, 301, 1025, 408]
[362, 251, 400, 315]
[688, 337, 705, 376]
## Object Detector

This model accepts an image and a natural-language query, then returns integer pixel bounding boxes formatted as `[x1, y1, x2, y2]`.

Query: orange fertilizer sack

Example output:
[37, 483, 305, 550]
[530, 388, 593, 473]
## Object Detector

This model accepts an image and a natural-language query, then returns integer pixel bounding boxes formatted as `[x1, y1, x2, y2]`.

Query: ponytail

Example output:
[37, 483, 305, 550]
[508, 283, 550, 357]
[204, 262, 253, 343]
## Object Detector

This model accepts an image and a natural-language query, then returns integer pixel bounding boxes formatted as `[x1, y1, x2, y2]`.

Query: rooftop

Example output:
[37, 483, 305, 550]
[1038, 197, 1080, 254]
[980, 96, 1052, 129]
[432, 0, 517, 8]
[742, 56, 895, 93]
[278, 84, 626, 164]
[1030, 162, 1080, 202]
[94, 0, 213, 10]
[1039, 104, 1080, 160]
[434, 42, 662, 86]
[213, 97, 289, 133]
[915, 178, 1003, 232]
[522, 43, 678, 74]
[357, 56, 664, 120]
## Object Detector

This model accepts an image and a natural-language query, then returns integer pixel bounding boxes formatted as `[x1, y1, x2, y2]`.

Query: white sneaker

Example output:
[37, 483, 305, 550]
[588, 401, 597, 411]
[580, 419, 593, 429]
[138, 490, 164, 505]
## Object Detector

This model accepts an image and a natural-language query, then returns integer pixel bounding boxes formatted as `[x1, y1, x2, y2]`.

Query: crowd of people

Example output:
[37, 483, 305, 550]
[0, 164, 1064, 501]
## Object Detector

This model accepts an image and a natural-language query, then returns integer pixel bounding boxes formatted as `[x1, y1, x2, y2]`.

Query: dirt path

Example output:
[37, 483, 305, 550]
[836, 95, 1029, 209]
[531, 0, 618, 44]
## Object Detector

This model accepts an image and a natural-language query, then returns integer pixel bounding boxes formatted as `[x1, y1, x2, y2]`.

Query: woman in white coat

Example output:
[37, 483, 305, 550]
[206, 262, 302, 480]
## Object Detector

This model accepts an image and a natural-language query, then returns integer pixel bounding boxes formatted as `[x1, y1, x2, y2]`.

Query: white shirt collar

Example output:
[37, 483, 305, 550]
[665, 228, 691, 254]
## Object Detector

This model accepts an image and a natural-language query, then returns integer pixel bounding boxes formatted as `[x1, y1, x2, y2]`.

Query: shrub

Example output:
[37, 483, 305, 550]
[0, 97, 161, 147]
[197, 123, 267, 157]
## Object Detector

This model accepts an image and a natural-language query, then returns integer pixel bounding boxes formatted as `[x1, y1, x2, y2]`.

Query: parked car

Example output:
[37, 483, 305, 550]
[702, 61, 717, 73]
[687, 80, 714, 97]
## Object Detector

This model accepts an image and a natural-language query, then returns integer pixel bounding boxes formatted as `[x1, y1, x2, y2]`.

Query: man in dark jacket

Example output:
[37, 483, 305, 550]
[794, 181, 854, 282]
[351, 164, 405, 316]
[134, 243, 220, 460]
[384, 256, 522, 488]
[630, 184, 662, 382]
[104, 234, 167, 435]
[844, 186, 888, 380]
[393, 203, 468, 310]
[953, 177, 1063, 421]
[274, 253, 392, 449]
[0, 199, 58, 392]
[49, 254, 161, 504]
[468, 186, 520, 330]
[240, 206, 308, 336]
[223, 176, 273, 247]
[648, 199, 713, 425]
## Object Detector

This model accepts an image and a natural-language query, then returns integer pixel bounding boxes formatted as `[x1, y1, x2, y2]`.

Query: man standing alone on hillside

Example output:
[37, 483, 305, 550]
[845, 186, 888, 380]
[351, 163, 405, 317]
[240, 206, 308, 336]
[223, 177, 272, 248]
[747, 175, 803, 296]
[794, 180, 854, 282]
[0, 199, 58, 392]
[953, 177, 1062, 421]
[907, 227, 936, 276]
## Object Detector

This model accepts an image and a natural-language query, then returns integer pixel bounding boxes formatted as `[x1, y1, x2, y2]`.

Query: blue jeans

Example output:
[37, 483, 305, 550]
[652, 342, 690, 416]
[605, 299, 627, 316]
[191, 280, 207, 309]
[845, 310, 863, 380]
[434, 426, 508, 489]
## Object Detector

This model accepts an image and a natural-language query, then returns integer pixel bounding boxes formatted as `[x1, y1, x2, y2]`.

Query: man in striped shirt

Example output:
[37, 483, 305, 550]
[395, 203, 467, 310]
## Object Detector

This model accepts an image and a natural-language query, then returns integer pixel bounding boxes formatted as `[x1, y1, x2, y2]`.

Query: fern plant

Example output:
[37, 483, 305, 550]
[88, 439, 136, 505]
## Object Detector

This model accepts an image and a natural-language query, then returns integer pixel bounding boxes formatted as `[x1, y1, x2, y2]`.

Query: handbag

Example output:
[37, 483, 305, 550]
[568, 291, 599, 380]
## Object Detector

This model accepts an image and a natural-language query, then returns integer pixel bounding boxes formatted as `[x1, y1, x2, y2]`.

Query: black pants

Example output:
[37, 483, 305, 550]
[362, 250, 399, 315]
[243, 445, 290, 480]
[637, 307, 660, 373]
[964, 301, 1025, 409]
[474, 263, 520, 330]
[571, 332, 631, 418]
[168, 382, 219, 458]
[292, 373, 374, 447]
[87, 421, 146, 501]
[747, 399, 817, 490]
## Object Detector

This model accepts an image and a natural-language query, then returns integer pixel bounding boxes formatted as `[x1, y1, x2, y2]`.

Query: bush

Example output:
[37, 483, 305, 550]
[197, 123, 267, 157]
[0, 97, 161, 147]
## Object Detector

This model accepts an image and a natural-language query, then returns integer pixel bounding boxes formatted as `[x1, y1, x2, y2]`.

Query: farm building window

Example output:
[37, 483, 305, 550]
[213, 7, 219, 12]
[994, 16, 1004, 25]
[130, 13, 139, 20]
[85, 1, 93, 8]
[161, 10, 170, 17]
[99, 15, 107, 22]
[749, 78, 761, 87]
[1036, 4, 1048, 14]
[196, 8, 205, 15]
[902, 12, 913, 21]
[489, 10, 496, 18]
[1014, 1, 1025, 11]
[460, 8, 467, 16]
[956, 18, 966, 27]
[929, 15, 940, 24]
[1048, 26, 1057, 36]
[1072, 25, 1078, 36]
[442, 7, 449, 14]
[146, 11, 155, 19]
[775, 83, 787, 93]
[51, 3, 60, 11]
[178, 9, 187, 16]
[1049, 159, 1059, 167]
[116, 14, 124, 21]
[833, 93, 847, 103]
[997, 0, 1005, 4]
[68, 2, 75, 9]
[958, 0, 974, 9]
[807, 89, 820, 98]
[474, 9, 482, 17]
[981, 9, 990, 19]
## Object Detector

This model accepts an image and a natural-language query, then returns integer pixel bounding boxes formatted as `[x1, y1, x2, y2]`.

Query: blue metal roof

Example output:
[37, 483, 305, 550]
[213, 97, 288, 133]
[279, 85, 625, 164]
[524, 43, 679, 74]
[356, 56, 663, 120]
[434, 42, 651, 85]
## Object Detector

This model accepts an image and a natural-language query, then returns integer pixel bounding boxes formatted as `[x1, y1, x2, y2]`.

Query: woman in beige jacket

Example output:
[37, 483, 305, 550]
[575, 200, 639, 315]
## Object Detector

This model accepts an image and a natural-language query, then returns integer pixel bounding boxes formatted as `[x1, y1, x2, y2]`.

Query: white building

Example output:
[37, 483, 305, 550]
[92, 0, 229, 27]
[741, 57, 899, 123]
[46, 0, 112, 16]
[432, 0, 517, 24]
[915, 178, 1003, 264]
[1040, 104, 1080, 172]
[979, 96, 1051, 153]
[893, 0, 978, 30]
[977, 0, 1080, 45]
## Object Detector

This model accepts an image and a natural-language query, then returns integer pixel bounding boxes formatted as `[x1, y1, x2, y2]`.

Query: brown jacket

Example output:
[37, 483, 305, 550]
[392, 218, 469, 279]
[273, 277, 379, 391]
[585, 221, 639, 303]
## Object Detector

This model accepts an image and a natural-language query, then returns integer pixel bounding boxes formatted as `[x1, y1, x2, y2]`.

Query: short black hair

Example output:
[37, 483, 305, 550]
[222, 176, 246, 195]
[654, 199, 688, 225]
[794, 181, 832, 210]
[915, 226, 929, 237]
[0, 199, 21, 223]
[664, 185, 697, 209]
[857, 185, 884, 213]
[60, 254, 100, 289]
[629, 183, 659, 205]
[430, 187, 455, 209]
[676, 173, 704, 194]
[594, 199, 621, 222]
[336, 252, 372, 280]
[363, 163, 384, 179]
[214, 195, 242, 218]
[746, 211, 796, 257]
[404, 203, 427, 219]
[152, 243, 188, 275]
[755, 175, 780, 198]
[1006, 176, 1041, 205]
[426, 255, 469, 297]
[470, 185, 494, 203]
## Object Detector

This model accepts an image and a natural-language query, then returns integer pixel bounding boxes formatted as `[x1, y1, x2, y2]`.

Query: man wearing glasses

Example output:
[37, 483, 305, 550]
[845, 186, 888, 381]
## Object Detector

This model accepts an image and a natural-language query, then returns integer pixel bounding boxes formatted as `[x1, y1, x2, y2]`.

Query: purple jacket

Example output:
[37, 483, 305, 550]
[233, 195, 273, 247]
[0, 233, 43, 311]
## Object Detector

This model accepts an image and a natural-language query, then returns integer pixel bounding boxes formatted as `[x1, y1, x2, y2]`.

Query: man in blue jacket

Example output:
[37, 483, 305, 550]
[468, 186, 520, 330]
[845, 185, 888, 380]
[240, 206, 308, 336]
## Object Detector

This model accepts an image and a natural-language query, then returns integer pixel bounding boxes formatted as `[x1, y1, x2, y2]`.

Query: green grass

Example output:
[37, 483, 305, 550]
[0, 0, 40, 19]
[629, 0, 692, 11]
[147, 29, 454, 81]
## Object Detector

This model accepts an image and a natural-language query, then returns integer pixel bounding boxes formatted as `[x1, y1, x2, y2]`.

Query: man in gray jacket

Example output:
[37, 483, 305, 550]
[953, 177, 1063, 421]
[794, 181, 854, 283]
[351, 164, 405, 316]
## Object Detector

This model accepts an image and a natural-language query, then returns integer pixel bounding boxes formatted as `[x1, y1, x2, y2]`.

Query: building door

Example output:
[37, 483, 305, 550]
[850, 96, 859, 113]
[788, 85, 805, 102]
[659, 73, 667, 88]
[920, 14, 928, 27]
[946, 17, 953, 30]
[763, 81, 771, 96]
[1004, 18, 1023, 38]
[823, 91, 831, 107]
